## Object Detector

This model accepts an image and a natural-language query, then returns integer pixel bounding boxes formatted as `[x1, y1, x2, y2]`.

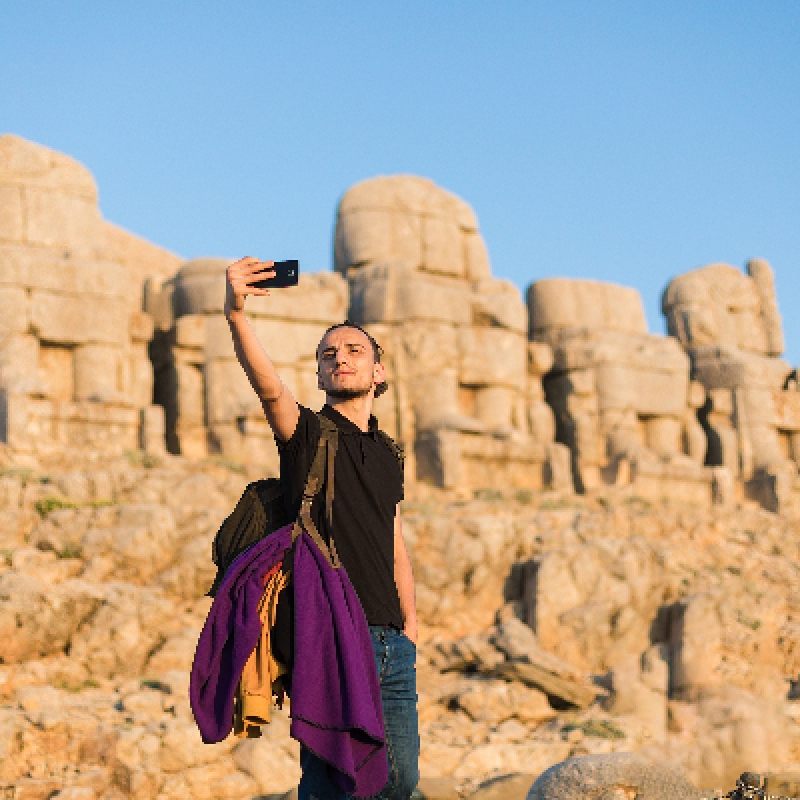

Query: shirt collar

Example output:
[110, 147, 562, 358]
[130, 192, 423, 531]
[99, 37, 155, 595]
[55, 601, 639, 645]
[320, 404, 378, 434]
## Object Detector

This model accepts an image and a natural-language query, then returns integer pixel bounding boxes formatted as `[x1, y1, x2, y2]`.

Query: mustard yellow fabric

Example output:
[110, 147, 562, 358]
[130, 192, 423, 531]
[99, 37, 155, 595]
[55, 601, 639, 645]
[233, 567, 290, 738]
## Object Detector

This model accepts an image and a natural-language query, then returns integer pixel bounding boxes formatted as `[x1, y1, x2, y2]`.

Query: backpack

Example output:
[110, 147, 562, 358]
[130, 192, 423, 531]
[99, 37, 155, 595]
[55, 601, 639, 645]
[207, 412, 403, 597]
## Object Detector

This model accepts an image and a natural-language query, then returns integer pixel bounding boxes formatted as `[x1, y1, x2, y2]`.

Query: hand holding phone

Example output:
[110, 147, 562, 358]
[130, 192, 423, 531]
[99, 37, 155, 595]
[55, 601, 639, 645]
[253, 259, 299, 289]
[226, 257, 299, 316]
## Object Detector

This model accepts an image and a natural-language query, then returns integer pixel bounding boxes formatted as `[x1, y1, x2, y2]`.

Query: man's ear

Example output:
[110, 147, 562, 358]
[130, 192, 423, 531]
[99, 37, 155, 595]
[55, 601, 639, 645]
[373, 362, 387, 386]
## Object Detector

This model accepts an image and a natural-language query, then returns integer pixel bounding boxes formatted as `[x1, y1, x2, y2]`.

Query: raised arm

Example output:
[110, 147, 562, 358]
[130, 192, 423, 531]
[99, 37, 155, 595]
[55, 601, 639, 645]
[224, 257, 300, 442]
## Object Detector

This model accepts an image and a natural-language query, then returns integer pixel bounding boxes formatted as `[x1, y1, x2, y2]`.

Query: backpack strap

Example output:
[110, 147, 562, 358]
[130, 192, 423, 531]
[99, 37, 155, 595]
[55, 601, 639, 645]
[290, 413, 341, 569]
[318, 415, 338, 528]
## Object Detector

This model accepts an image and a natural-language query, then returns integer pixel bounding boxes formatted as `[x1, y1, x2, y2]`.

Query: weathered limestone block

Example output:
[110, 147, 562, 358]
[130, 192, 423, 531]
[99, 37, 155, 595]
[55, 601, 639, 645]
[348, 262, 472, 326]
[174, 314, 206, 350]
[540, 329, 690, 416]
[0, 134, 98, 201]
[747, 258, 784, 355]
[665, 261, 797, 507]
[0, 246, 130, 298]
[0, 185, 24, 242]
[334, 175, 486, 279]
[0, 334, 42, 394]
[464, 232, 491, 280]
[528, 278, 648, 336]
[644, 416, 683, 458]
[151, 257, 345, 465]
[459, 327, 527, 390]
[29, 292, 127, 346]
[471, 279, 528, 333]
[73, 345, 123, 403]
[545, 442, 573, 491]
[25, 189, 103, 251]
[527, 341, 554, 377]
[603, 646, 669, 740]
[0, 136, 179, 455]
[0, 572, 101, 662]
[170, 258, 228, 317]
[669, 593, 722, 698]
[473, 386, 516, 430]
[530, 278, 707, 498]
[129, 346, 155, 409]
[407, 368, 463, 433]
[422, 216, 464, 277]
[204, 358, 260, 424]
[40, 347, 74, 404]
[140, 405, 166, 454]
[338, 175, 555, 490]
[336, 208, 394, 267]
[174, 363, 204, 427]
[247, 270, 348, 322]
[171, 258, 349, 323]
[129, 311, 154, 344]
[663, 261, 782, 356]
[250, 319, 328, 366]
[711, 465, 735, 507]
[773, 387, 800, 431]
[401, 322, 459, 376]
[691, 345, 791, 390]
[682, 408, 707, 465]
[528, 398, 555, 442]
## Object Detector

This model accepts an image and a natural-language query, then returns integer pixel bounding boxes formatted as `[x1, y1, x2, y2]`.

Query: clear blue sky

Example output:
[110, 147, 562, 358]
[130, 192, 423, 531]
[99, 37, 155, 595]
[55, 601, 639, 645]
[2, 2, 798, 363]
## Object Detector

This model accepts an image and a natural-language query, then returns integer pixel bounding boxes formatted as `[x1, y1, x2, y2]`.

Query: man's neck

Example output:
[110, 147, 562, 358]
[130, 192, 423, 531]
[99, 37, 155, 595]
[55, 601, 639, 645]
[325, 394, 373, 432]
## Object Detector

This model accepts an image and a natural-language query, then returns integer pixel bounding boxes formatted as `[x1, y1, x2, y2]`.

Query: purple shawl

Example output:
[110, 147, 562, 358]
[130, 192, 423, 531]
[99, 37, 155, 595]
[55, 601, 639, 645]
[190, 524, 387, 797]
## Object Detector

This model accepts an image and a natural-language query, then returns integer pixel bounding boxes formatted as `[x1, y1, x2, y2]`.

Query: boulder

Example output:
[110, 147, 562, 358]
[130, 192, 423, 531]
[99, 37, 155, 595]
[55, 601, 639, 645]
[526, 753, 702, 799]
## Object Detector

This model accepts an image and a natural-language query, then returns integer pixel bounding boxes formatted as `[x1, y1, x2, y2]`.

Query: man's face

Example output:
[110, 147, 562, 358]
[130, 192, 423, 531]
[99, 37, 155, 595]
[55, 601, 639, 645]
[317, 327, 384, 399]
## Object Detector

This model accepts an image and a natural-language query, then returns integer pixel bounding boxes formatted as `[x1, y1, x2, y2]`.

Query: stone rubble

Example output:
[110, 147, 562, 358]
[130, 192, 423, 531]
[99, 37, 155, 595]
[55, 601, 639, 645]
[0, 451, 798, 798]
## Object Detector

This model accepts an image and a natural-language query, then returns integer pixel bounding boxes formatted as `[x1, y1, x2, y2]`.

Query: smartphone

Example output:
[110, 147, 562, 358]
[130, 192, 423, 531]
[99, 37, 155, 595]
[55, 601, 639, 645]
[253, 260, 299, 289]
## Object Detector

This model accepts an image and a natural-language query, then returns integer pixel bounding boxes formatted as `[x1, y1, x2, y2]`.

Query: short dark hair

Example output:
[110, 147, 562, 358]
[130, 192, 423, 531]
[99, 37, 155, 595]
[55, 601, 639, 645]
[318, 321, 389, 397]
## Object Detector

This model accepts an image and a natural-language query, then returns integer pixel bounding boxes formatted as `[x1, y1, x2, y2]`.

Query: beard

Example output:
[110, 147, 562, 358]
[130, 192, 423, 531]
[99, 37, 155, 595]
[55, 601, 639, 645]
[325, 385, 373, 400]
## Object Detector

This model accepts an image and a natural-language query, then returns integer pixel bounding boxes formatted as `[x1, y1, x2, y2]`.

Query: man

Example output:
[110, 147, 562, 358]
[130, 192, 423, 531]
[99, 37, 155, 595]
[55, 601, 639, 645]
[225, 256, 419, 800]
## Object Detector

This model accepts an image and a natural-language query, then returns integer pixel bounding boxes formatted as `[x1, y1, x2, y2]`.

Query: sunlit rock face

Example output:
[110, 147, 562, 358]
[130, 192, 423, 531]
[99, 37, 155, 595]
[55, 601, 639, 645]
[0, 135, 181, 457]
[334, 175, 570, 492]
[663, 260, 800, 512]
[0, 140, 799, 799]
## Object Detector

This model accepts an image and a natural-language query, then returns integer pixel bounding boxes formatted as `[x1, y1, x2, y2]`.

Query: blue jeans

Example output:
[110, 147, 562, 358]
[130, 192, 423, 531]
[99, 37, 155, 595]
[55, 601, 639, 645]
[298, 626, 420, 800]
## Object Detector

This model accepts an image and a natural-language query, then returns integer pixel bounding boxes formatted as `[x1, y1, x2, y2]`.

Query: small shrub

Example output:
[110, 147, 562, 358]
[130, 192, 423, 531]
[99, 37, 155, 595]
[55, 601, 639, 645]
[736, 609, 761, 631]
[514, 489, 534, 505]
[565, 719, 626, 740]
[473, 488, 504, 503]
[623, 495, 653, 511]
[57, 542, 83, 560]
[539, 498, 583, 511]
[35, 497, 76, 517]
[125, 450, 162, 469]
[60, 678, 100, 693]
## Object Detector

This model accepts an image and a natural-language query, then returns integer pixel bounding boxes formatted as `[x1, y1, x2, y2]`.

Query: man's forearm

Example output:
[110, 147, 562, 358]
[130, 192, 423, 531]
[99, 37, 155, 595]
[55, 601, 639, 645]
[394, 516, 418, 643]
[226, 310, 284, 401]
[226, 309, 300, 441]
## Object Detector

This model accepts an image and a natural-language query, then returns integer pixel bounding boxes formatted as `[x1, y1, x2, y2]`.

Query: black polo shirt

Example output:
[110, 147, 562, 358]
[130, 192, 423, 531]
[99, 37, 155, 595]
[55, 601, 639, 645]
[277, 404, 405, 629]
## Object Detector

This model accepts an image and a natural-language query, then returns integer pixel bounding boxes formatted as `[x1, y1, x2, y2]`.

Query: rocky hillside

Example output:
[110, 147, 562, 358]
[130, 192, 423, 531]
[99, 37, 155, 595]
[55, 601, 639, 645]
[1, 446, 799, 800]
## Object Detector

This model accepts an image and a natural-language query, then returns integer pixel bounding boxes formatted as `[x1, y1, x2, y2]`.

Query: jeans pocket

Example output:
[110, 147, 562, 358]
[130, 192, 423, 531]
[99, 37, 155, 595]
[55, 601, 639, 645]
[399, 631, 417, 658]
